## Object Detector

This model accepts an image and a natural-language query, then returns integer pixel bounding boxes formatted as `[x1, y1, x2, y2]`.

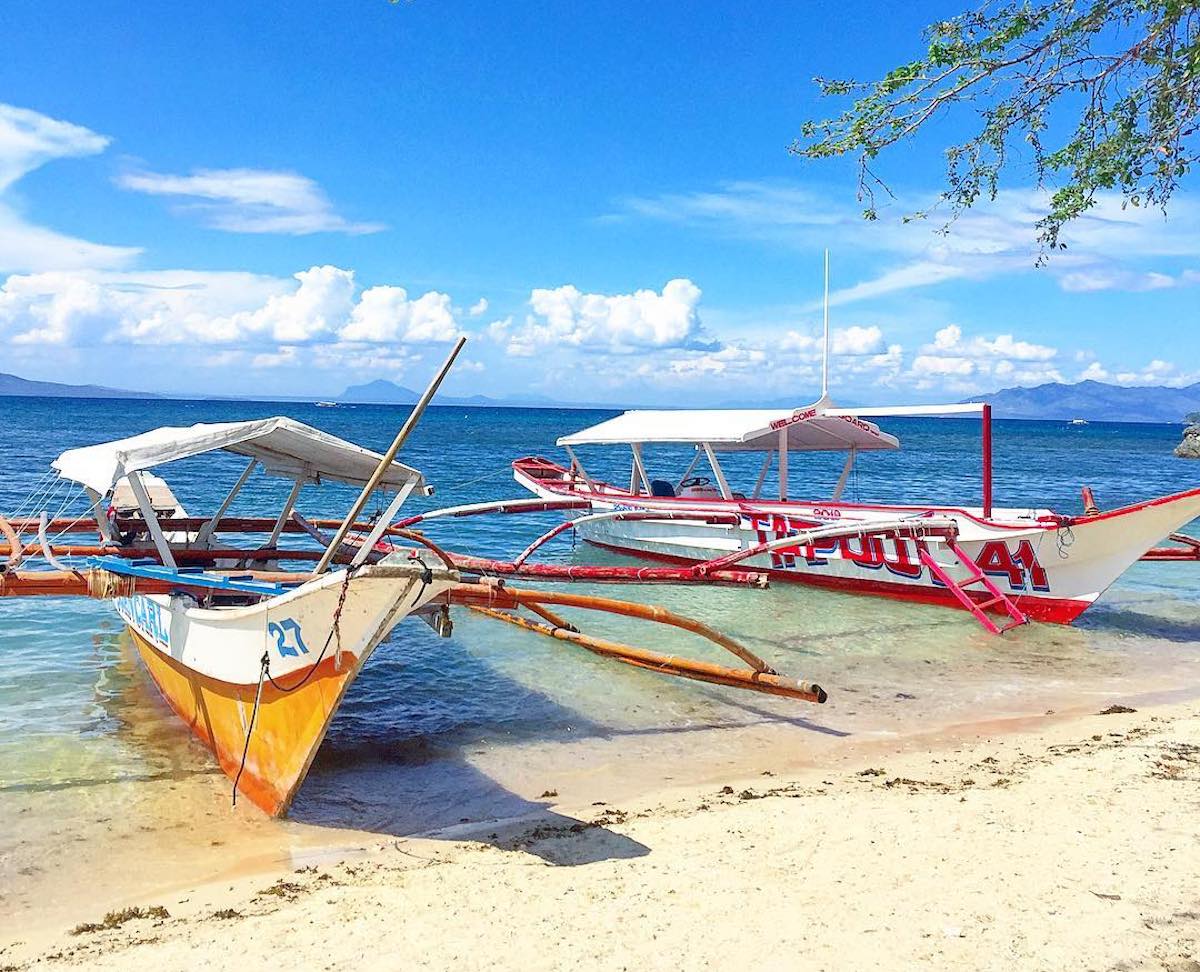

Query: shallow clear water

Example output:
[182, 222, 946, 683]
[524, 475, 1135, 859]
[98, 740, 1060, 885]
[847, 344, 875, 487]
[1, 397, 1197, 930]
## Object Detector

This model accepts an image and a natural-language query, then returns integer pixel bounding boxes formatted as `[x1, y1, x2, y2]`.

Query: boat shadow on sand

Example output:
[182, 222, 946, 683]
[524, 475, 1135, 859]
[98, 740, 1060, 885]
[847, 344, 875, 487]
[277, 619, 850, 863]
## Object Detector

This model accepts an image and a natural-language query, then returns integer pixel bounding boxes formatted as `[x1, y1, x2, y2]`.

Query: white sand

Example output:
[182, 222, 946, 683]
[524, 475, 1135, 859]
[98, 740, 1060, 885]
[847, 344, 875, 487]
[4, 701, 1198, 971]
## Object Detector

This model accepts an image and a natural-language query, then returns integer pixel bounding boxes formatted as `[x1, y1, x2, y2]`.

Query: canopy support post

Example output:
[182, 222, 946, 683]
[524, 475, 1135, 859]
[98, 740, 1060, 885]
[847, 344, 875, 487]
[84, 487, 116, 544]
[126, 470, 177, 568]
[268, 478, 304, 547]
[832, 447, 856, 501]
[752, 450, 773, 500]
[677, 450, 701, 489]
[197, 457, 258, 546]
[563, 445, 595, 490]
[982, 403, 993, 519]
[778, 430, 789, 501]
[631, 444, 652, 496]
[351, 478, 419, 567]
[702, 443, 732, 500]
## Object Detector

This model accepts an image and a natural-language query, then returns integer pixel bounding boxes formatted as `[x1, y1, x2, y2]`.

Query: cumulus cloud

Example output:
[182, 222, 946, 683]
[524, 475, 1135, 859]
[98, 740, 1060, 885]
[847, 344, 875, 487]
[342, 285, 458, 343]
[468, 298, 489, 317]
[117, 167, 385, 235]
[505, 278, 715, 356]
[0, 264, 462, 349]
[780, 324, 885, 356]
[0, 103, 140, 272]
[927, 324, 1056, 362]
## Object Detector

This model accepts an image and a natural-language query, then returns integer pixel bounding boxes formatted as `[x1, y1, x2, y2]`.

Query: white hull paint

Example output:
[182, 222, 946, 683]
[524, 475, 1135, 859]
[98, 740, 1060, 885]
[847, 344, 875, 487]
[515, 463, 1200, 624]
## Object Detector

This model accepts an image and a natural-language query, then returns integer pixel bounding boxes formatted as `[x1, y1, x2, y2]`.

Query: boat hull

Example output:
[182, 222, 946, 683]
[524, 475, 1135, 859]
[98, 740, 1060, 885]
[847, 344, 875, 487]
[118, 564, 457, 816]
[514, 461, 1200, 625]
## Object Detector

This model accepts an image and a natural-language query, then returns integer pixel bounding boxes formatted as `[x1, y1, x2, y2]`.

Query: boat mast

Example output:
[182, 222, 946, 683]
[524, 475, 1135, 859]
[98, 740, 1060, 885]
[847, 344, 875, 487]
[820, 248, 831, 400]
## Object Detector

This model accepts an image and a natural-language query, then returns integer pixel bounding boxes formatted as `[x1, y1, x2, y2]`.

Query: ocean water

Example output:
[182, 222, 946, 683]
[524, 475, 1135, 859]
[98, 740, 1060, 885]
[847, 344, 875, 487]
[1, 396, 1198, 932]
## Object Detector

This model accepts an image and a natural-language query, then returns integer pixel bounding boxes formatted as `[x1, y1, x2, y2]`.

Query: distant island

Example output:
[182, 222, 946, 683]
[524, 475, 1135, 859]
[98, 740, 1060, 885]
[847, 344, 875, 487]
[336, 378, 617, 409]
[0, 372, 158, 400]
[962, 380, 1200, 424]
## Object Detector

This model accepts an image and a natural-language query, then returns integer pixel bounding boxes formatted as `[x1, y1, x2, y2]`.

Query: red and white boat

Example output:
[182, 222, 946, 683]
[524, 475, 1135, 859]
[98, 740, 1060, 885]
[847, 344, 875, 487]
[512, 398, 1200, 627]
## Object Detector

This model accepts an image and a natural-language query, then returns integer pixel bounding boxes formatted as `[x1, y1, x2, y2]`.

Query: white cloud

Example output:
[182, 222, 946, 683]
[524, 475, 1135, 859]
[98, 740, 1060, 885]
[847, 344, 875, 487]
[117, 167, 384, 235]
[342, 285, 458, 343]
[506, 278, 714, 356]
[911, 354, 975, 377]
[209, 265, 355, 343]
[926, 324, 1056, 362]
[780, 324, 884, 356]
[0, 103, 140, 273]
[0, 268, 287, 345]
[251, 345, 300, 368]
[0, 264, 462, 350]
[0, 103, 108, 192]
[468, 298, 489, 317]
[620, 181, 1200, 308]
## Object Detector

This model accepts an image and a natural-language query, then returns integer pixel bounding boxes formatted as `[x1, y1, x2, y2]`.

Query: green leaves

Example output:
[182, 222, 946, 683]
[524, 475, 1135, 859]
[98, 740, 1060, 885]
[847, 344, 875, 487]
[792, 0, 1200, 255]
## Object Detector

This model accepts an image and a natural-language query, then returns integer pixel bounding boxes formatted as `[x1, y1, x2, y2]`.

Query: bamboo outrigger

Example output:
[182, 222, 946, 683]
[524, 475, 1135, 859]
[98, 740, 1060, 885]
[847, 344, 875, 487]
[0, 341, 826, 817]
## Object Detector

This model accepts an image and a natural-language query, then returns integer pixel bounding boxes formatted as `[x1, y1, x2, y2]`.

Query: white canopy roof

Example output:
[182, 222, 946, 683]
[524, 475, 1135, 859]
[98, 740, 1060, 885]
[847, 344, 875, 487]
[52, 417, 426, 495]
[558, 400, 900, 453]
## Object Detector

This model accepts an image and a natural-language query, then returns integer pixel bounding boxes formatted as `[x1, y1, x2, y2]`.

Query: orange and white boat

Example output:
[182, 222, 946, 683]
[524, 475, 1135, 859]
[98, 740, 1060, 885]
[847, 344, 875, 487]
[45, 416, 460, 817]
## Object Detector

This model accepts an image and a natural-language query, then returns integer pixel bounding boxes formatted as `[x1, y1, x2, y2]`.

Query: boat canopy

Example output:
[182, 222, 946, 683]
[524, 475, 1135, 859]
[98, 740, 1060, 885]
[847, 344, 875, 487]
[52, 417, 426, 495]
[557, 402, 901, 453]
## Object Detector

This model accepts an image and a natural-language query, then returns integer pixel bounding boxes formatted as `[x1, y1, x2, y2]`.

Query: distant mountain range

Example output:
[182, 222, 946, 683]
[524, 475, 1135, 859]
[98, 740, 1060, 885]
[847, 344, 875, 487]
[336, 378, 617, 409]
[0, 372, 158, 399]
[3, 370, 1196, 423]
[961, 380, 1200, 423]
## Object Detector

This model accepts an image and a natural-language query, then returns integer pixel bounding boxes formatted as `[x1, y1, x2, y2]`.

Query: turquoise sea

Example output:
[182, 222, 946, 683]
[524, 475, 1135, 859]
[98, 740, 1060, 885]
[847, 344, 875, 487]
[1, 396, 1198, 933]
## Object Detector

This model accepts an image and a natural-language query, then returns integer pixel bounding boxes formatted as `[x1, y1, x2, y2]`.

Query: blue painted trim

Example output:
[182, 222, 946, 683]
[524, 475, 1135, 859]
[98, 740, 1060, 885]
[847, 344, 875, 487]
[87, 556, 299, 596]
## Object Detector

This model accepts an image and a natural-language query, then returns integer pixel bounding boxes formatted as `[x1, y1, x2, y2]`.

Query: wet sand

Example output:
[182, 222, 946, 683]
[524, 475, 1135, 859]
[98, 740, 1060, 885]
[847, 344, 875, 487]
[4, 699, 1199, 971]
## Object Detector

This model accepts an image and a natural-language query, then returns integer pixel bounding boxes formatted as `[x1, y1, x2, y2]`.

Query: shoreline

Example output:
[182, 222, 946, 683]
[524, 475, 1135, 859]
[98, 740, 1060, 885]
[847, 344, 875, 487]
[5, 695, 1198, 971]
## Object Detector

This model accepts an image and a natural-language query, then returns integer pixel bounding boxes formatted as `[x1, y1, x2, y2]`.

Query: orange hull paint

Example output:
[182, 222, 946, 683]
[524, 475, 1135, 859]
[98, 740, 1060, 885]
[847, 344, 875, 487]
[129, 628, 363, 816]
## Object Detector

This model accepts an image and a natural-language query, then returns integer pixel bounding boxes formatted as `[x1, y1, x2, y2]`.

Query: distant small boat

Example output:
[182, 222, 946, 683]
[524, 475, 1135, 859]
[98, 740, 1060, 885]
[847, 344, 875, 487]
[315, 401, 338, 408]
[1069, 418, 1089, 426]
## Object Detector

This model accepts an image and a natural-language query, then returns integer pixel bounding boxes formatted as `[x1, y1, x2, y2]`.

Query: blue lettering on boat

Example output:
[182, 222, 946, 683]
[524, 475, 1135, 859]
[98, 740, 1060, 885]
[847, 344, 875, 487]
[114, 595, 171, 648]
[268, 618, 309, 658]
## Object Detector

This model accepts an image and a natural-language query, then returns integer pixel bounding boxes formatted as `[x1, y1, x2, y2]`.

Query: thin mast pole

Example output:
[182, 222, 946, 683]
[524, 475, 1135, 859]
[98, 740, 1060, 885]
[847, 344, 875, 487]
[821, 248, 831, 400]
[314, 336, 466, 574]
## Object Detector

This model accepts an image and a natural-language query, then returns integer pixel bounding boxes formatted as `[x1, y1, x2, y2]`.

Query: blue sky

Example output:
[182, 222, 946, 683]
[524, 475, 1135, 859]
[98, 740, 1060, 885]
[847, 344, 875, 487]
[1, 1, 1196, 404]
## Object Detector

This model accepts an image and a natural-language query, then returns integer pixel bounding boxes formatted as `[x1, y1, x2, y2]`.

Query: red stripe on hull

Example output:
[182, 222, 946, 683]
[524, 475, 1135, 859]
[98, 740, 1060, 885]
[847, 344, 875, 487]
[583, 539, 1091, 625]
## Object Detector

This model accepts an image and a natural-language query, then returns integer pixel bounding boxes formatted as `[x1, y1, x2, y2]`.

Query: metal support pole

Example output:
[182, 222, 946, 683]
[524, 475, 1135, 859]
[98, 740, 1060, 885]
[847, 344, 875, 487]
[350, 478, 419, 567]
[126, 470, 177, 568]
[778, 429, 789, 501]
[267, 478, 304, 547]
[982, 403, 993, 519]
[702, 443, 732, 499]
[752, 450, 773, 500]
[197, 457, 257, 545]
[832, 447, 856, 501]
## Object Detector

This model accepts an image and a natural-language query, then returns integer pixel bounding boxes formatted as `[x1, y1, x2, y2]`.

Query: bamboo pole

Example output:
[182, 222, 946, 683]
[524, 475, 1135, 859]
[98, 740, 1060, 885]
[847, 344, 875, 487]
[314, 336, 466, 574]
[447, 583, 772, 672]
[468, 606, 826, 703]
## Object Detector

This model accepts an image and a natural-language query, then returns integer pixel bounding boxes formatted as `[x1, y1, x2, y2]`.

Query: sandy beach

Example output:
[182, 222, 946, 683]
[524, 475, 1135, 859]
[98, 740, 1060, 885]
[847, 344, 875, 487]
[4, 699, 1197, 972]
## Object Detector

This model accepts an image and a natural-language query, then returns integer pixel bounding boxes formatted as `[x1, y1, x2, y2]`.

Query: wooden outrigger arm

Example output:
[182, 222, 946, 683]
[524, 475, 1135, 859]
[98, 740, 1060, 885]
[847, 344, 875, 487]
[443, 581, 826, 704]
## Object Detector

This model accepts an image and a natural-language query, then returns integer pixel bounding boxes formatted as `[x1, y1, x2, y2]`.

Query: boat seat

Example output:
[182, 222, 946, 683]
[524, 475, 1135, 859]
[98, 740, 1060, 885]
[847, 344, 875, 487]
[650, 480, 676, 498]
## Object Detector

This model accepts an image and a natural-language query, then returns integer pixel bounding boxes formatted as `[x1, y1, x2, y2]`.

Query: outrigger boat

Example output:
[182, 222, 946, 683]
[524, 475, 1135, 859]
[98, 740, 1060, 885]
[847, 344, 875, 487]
[0, 340, 827, 817]
[508, 401, 1200, 628]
